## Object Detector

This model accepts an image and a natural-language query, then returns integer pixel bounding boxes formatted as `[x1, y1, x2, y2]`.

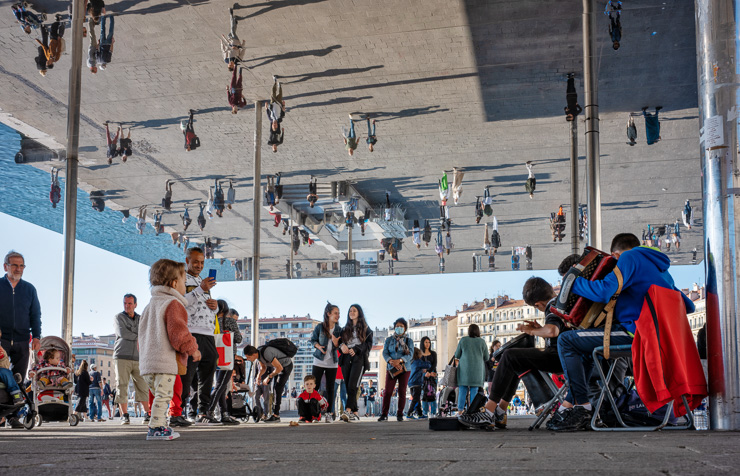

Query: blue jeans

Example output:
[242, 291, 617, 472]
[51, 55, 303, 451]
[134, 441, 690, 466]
[101, 15, 114, 45]
[0, 368, 21, 396]
[334, 380, 347, 412]
[457, 385, 479, 411]
[557, 326, 633, 405]
[88, 388, 102, 419]
[422, 400, 437, 417]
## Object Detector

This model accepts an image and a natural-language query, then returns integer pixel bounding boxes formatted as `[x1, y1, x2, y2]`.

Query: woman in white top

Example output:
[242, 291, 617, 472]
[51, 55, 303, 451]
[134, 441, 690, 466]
[310, 303, 341, 421]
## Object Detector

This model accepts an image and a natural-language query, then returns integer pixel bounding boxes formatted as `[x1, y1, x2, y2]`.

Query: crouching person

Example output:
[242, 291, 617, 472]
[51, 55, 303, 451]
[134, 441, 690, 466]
[139, 259, 201, 441]
[297, 375, 328, 423]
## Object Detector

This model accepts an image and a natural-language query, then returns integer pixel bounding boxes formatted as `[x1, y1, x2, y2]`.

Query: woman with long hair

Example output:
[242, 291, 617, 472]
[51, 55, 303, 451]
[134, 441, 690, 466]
[419, 336, 438, 417]
[339, 304, 373, 422]
[74, 360, 90, 421]
[310, 302, 342, 421]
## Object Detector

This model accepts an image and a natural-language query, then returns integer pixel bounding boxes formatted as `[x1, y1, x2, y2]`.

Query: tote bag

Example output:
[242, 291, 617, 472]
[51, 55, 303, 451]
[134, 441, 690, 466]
[439, 357, 457, 388]
[216, 332, 234, 370]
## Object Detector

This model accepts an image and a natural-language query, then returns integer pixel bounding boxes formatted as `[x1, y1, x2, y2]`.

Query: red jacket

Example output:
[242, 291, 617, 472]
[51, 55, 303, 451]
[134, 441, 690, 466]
[632, 285, 707, 417]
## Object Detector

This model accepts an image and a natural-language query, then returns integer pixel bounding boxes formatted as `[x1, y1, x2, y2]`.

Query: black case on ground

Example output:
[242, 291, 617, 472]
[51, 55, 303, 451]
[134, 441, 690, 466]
[429, 417, 464, 431]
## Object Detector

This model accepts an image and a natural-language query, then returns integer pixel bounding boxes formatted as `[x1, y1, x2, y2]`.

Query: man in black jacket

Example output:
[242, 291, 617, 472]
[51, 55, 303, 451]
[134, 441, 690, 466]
[0, 251, 41, 428]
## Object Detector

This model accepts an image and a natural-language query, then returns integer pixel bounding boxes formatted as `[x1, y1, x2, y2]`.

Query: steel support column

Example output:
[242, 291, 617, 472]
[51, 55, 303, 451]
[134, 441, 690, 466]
[583, 0, 601, 249]
[695, 0, 740, 430]
[60, 0, 85, 346]
[251, 101, 262, 347]
[570, 120, 580, 255]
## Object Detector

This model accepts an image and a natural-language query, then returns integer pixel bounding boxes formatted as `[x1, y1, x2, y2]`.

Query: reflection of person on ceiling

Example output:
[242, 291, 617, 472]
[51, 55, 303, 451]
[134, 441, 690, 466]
[564, 73, 582, 121]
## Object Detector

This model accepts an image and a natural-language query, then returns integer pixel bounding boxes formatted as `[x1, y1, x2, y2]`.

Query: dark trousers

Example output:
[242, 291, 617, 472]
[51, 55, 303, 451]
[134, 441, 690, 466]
[272, 363, 293, 415]
[1, 338, 30, 382]
[407, 386, 423, 416]
[340, 356, 365, 413]
[557, 326, 633, 405]
[381, 371, 409, 417]
[208, 369, 232, 415]
[180, 333, 218, 415]
[297, 399, 321, 421]
[489, 347, 563, 403]
[312, 366, 337, 415]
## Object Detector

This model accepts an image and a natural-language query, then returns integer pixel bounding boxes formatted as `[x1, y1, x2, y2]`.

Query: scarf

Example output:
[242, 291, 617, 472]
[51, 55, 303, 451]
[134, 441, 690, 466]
[394, 333, 411, 355]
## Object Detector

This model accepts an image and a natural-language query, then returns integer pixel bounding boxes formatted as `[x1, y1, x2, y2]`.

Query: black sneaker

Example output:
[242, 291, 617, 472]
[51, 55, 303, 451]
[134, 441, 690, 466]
[220, 414, 240, 425]
[458, 410, 494, 429]
[143, 413, 151, 424]
[121, 413, 131, 425]
[265, 415, 281, 423]
[549, 406, 593, 432]
[169, 415, 192, 427]
[396, 415, 404, 422]
[377, 415, 388, 422]
[7, 417, 24, 429]
[545, 408, 571, 430]
[197, 414, 222, 425]
[494, 411, 507, 429]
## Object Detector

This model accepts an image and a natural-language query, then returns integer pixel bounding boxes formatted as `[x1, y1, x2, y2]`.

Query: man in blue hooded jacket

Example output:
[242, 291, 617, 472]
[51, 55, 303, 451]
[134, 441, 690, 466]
[550, 233, 694, 431]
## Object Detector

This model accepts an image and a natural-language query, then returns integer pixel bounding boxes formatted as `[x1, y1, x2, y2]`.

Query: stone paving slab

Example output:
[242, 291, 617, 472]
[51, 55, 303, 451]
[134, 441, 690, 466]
[0, 416, 736, 474]
[0, 0, 703, 279]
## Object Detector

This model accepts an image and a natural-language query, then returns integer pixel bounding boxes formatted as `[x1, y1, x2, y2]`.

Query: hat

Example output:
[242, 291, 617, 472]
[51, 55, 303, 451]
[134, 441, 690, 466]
[90, 363, 97, 370]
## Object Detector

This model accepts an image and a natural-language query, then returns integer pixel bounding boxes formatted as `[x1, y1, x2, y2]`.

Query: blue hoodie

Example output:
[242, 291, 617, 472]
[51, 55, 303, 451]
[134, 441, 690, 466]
[408, 358, 431, 388]
[572, 246, 695, 334]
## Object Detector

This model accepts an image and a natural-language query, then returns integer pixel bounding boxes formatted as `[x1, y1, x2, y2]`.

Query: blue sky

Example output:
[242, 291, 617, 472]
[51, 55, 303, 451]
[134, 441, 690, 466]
[0, 212, 706, 337]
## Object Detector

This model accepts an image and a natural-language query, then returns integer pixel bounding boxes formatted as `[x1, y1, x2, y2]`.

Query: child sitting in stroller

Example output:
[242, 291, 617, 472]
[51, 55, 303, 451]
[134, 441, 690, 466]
[29, 349, 73, 390]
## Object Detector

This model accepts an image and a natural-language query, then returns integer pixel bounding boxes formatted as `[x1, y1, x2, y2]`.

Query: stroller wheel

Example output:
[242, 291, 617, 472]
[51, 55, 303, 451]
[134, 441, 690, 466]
[69, 414, 79, 426]
[23, 412, 36, 430]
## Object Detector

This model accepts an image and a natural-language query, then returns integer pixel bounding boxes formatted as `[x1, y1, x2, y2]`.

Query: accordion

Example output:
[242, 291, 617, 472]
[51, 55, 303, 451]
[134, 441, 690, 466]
[551, 247, 617, 328]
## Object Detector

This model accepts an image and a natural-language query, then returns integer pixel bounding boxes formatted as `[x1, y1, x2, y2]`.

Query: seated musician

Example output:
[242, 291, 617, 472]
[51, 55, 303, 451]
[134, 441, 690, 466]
[458, 277, 569, 430]
[549, 233, 695, 431]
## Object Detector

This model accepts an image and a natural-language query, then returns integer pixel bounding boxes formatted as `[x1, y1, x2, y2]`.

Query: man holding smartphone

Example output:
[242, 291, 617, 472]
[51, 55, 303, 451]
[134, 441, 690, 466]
[181, 247, 220, 424]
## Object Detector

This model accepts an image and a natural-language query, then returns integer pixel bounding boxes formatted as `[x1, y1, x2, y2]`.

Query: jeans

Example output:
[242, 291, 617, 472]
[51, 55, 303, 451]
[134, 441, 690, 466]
[0, 368, 21, 396]
[88, 388, 102, 419]
[557, 326, 633, 405]
[457, 385, 479, 411]
[366, 399, 377, 415]
[334, 379, 347, 413]
[100, 15, 114, 45]
[422, 399, 437, 417]
[312, 366, 337, 415]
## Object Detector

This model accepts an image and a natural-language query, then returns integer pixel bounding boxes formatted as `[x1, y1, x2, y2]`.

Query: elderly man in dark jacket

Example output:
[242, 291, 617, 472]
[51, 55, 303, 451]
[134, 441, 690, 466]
[0, 250, 41, 428]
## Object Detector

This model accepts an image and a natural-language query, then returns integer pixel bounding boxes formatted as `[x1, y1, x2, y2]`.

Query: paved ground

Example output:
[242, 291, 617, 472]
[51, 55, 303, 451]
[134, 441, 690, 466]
[0, 415, 736, 474]
[0, 0, 703, 279]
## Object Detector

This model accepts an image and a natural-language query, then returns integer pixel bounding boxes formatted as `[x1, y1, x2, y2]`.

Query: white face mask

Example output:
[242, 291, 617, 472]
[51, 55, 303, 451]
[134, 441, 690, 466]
[394, 327, 404, 335]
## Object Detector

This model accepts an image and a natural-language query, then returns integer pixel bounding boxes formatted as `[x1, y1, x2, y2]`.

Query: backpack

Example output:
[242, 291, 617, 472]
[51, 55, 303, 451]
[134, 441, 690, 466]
[600, 385, 678, 427]
[260, 338, 298, 358]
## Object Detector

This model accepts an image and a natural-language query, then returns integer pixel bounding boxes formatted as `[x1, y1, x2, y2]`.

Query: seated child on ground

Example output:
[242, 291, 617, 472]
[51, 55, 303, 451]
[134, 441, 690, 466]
[30, 349, 73, 390]
[0, 343, 23, 404]
[297, 375, 327, 423]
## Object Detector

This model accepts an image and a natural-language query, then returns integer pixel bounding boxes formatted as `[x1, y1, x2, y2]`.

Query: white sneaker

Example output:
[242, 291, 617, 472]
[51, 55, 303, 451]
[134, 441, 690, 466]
[340, 410, 351, 422]
[324, 413, 331, 423]
[349, 413, 360, 421]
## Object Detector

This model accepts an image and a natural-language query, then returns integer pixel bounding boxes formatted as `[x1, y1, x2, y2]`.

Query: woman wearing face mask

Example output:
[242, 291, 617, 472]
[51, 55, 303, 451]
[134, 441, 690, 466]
[339, 304, 373, 422]
[379, 318, 414, 421]
[310, 302, 342, 421]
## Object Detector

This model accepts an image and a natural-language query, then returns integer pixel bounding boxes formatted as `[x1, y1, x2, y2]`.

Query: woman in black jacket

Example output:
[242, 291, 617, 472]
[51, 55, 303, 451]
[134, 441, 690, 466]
[419, 336, 438, 417]
[74, 360, 90, 421]
[339, 304, 373, 422]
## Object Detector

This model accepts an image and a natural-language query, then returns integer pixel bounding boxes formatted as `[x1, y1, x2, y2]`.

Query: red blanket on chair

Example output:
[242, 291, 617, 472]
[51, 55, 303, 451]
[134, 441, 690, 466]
[632, 285, 707, 417]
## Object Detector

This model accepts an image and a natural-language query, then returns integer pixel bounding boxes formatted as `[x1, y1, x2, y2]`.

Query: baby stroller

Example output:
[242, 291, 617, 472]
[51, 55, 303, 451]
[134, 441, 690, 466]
[26, 336, 77, 428]
[437, 386, 458, 416]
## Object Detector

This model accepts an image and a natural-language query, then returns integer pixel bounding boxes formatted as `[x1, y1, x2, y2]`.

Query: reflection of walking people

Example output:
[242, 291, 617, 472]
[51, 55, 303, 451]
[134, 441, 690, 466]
[220, 4, 244, 69]
[307, 176, 318, 208]
[422, 220, 431, 247]
[104, 122, 120, 165]
[605, 1, 622, 50]
[343, 115, 359, 156]
[34, 24, 50, 76]
[642, 106, 662, 145]
[626, 115, 637, 146]
[137, 206, 147, 235]
[438, 171, 449, 206]
[366, 116, 377, 152]
[87, 18, 98, 74]
[525, 161, 536, 199]
[96, 14, 114, 70]
[181, 110, 200, 151]
[682, 199, 693, 230]
[50, 167, 61, 208]
[118, 126, 132, 162]
[482, 187, 493, 216]
[266, 76, 286, 152]
[564, 73, 581, 121]
[451, 167, 464, 205]
[46, 17, 66, 67]
[227, 66, 247, 114]
[162, 180, 173, 211]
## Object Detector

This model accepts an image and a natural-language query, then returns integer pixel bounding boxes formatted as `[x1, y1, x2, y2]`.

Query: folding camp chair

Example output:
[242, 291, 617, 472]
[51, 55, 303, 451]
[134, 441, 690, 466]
[526, 371, 569, 431]
[591, 345, 695, 431]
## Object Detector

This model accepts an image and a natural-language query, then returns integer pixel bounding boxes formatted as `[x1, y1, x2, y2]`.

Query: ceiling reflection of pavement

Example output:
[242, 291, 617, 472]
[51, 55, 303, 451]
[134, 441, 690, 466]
[0, 0, 702, 281]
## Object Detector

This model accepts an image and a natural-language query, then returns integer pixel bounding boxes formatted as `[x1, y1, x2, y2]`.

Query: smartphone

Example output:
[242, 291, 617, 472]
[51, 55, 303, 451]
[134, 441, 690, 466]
[208, 269, 217, 280]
